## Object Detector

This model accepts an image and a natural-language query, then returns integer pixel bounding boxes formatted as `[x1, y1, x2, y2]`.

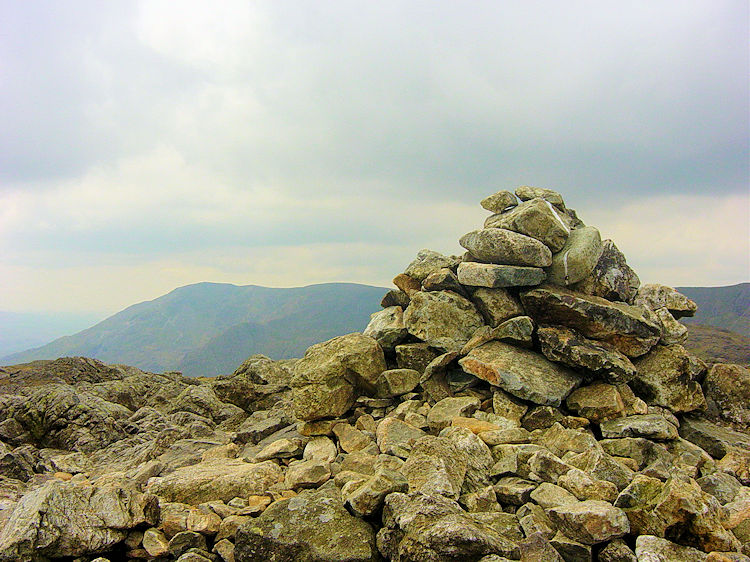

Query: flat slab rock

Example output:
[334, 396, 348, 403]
[521, 285, 661, 357]
[457, 262, 546, 288]
[404, 291, 485, 353]
[459, 228, 552, 267]
[459, 341, 581, 407]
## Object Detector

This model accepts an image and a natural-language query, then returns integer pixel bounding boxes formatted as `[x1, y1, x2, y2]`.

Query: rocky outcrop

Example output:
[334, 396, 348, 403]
[0, 186, 746, 562]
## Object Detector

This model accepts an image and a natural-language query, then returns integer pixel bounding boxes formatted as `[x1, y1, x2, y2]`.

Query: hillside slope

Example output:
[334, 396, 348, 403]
[2, 283, 386, 376]
[677, 283, 749, 337]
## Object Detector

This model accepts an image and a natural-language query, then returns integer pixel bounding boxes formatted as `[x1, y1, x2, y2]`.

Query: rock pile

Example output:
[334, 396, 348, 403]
[0, 187, 749, 562]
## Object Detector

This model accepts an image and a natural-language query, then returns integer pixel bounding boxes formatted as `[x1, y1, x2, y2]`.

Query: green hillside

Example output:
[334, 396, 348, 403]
[677, 283, 749, 337]
[2, 283, 386, 376]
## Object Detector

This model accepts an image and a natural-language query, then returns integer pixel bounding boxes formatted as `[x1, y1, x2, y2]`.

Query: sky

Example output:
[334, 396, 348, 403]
[1, 0, 748, 316]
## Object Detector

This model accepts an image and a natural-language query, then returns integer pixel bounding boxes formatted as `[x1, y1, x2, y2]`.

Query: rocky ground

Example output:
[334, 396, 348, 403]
[0, 186, 748, 562]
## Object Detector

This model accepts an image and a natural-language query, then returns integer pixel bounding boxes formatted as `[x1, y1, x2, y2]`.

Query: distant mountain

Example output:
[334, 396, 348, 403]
[0, 311, 103, 358]
[681, 323, 750, 367]
[1, 283, 387, 377]
[676, 283, 749, 337]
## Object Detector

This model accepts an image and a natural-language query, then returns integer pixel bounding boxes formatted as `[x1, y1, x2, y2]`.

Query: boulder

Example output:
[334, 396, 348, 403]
[404, 291, 485, 353]
[377, 492, 520, 561]
[342, 468, 408, 517]
[459, 341, 581, 406]
[481, 190, 518, 213]
[404, 250, 460, 283]
[570, 239, 640, 304]
[547, 500, 630, 544]
[635, 535, 708, 561]
[459, 228, 552, 267]
[566, 383, 626, 423]
[653, 307, 688, 345]
[375, 369, 420, 398]
[375, 418, 426, 457]
[537, 325, 637, 384]
[168, 385, 245, 424]
[0, 481, 158, 560]
[470, 287, 524, 327]
[631, 345, 706, 414]
[457, 262, 546, 288]
[515, 186, 565, 208]
[234, 483, 379, 562]
[545, 226, 603, 286]
[600, 414, 679, 441]
[703, 363, 750, 426]
[363, 306, 408, 349]
[291, 333, 386, 421]
[400, 435, 467, 499]
[634, 284, 698, 319]
[422, 268, 468, 296]
[146, 460, 282, 504]
[521, 285, 661, 357]
[485, 197, 571, 252]
[395, 343, 441, 373]
[679, 417, 750, 459]
[426, 396, 481, 431]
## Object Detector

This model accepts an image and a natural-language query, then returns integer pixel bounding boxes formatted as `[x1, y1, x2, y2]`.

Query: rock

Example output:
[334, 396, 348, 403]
[169, 531, 208, 557]
[634, 535, 708, 561]
[470, 288, 524, 327]
[459, 341, 581, 406]
[679, 417, 750, 459]
[549, 530, 592, 562]
[653, 307, 688, 345]
[520, 285, 661, 357]
[600, 414, 679, 441]
[213, 538, 235, 562]
[284, 459, 331, 489]
[342, 469, 408, 517]
[0, 481, 158, 560]
[599, 538, 637, 562]
[404, 250, 460, 283]
[395, 343, 441, 373]
[235, 483, 379, 562]
[547, 500, 629, 545]
[521, 406, 563, 431]
[441, 426, 494, 494]
[187, 508, 222, 535]
[703, 363, 750, 426]
[634, 284, 698, 319]
[230, 354, 292, 385]
[571, 239, 640, 303]
[422, 268, 468, 296]
[363, 306, 408, 349]
[377, 492, 520, 561]
[485, 197, 571, 252]
[254, 438, 304, 461]
[426, 396, 481, 431]
[515, 185, 565, 208]
[168, 385, 245, 424]
[393, 273, 422, 295]
[381, 289, 410, 309]
[493, 390, 528, 424]
[457, 261, 547, 288]
[567, 448, 635, 491]
[376, 418, 426, 457]
[545, 226, 603, 286]
[558, 468, 619, 503]
[419, 351, 459, 403]
[530, 482, 579, 508]
[459, 228, 553, 267]
[631, 345, 706, 414]
[698, 472, 743, 504]
[481, 190, 518, 213]
[518, 531, 565, 562]
[566, 383, 626, 422]
[493, 476, 536, 505]
[375, 369, 420, 398]
[400, 435, 467, 499]
[538, 325, 637, 384]
[147, 460, 282, 504]
[142, 527, 170, 556]
[465, 315, 535, 351]
[291, 333, 386, 421]
[404, 291, 485, 353]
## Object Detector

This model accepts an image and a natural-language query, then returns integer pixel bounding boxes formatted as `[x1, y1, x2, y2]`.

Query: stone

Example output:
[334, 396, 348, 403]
[213, 539, 235, 562]
[493, 476, 536, 505]
[457, 261, 546, 288]
[290, 333, 386, 421]
[547, 500, 630, 544]
[519, 531, 565, 562]
[146, 460, 282, 504]
[441, 426, 495, 494]
[451, 417, 502, 434]
[377, 492, 520, 561]
[400, 435, 467, 499]
[169, 531, 208, 558]
[403, 291, 485, 353]
[631, 344, 706, 414]
[234, 483, 379, 562]
[679, 417, 750, 459]
[521, 285, 661, 357]
[168, 385, 245, 423]
[404, 249, 459, 283]
[342, 469, 408, 517]
[381, 289, 410, 309]
[463, 316, 535, 353]
[567, 448, 635, 491]
[538, 325, 637, 384]
[598, 538, 637, 562]
[521, 405, 563, 431]
[571, 240, 640, 304]
[426, 396, 481, 431]
[485, 197, 571, 252]
[332, 423, 372, 453]
[187, 508, 222, 535]
[284, 459, 331, 489]
[419, 351, 459, 403]
[634, 535, 708, 561]
[549, 531, 592, 562]
[0, 481, 158, 560]
[375, 418, 426, 457]
[654, 307, 688, 345]
[375, 369, 420, 398]
[600, 414, 679, 441]
[698, 472, 743, 504]
[254, 438, 305, 461]
[395, 343, 441, 373]
[566, 383, 626, 422]
[363, 306, 408, 349]
[459, 228, 552, 267]
[393, 273, 422, 295]
[459, 341, 581, 406]
[470, 287, 524, 327]
[481, 190, 518, 213]
[515, 185, 565, 208]
[545, 225, 603, 286]
[493, 390, 528, 424]
[634, 284, 698, 319]
[422, 268, 468, 296]
[558, 468, 619, 503]
[703, 363, 750, 426]
[530, 482, 579, 509]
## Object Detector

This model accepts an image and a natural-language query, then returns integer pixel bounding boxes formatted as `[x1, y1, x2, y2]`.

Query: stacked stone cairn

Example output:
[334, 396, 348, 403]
[0, 187, 748, 562]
